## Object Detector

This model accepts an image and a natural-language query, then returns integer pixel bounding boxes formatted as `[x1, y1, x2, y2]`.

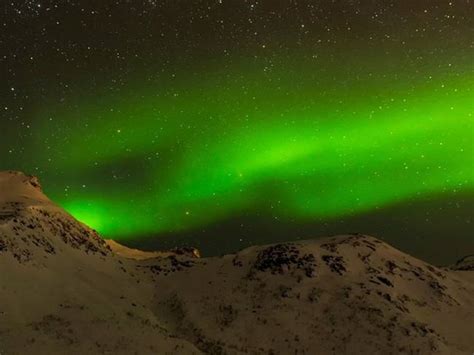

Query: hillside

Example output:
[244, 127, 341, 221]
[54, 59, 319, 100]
[0, 171, 473, 354]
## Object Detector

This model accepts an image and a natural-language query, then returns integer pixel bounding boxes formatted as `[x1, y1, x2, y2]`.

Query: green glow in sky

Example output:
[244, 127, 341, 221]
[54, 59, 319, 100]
[33, 59, 473, 239]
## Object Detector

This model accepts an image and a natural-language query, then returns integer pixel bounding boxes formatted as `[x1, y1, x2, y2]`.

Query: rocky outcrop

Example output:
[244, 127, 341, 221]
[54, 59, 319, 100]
[450, 255, 474, 271]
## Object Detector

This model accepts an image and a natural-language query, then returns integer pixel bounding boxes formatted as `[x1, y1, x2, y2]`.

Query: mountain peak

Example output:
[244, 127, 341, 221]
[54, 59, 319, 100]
[0, 170, 47, 205]
[0, 171, 110, 263]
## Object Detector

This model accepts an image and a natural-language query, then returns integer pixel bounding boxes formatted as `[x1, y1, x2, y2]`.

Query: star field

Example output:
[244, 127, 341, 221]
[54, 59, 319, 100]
[1, 0, 473, 263]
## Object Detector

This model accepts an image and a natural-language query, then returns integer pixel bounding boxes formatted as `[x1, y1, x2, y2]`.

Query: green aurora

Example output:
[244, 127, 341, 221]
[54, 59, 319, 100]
[29, 58, 473, 240]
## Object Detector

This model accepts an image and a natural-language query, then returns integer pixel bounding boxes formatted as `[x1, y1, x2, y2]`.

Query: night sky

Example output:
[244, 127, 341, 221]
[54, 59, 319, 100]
[1, 1, 473, 264]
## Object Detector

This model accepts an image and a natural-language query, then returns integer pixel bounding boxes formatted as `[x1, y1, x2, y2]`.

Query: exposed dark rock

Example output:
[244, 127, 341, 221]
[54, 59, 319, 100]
[169, 247, 201, 258]
[376, 276, 394, 287]
[321, 255, 346, 275]
[252, 243, 316, 277]
[451, 255, 474, 271]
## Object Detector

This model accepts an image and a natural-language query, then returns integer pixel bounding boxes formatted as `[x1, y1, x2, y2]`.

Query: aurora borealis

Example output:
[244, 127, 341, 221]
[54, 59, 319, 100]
[42, 68, 474, 238]
[1, 1, 473, 263]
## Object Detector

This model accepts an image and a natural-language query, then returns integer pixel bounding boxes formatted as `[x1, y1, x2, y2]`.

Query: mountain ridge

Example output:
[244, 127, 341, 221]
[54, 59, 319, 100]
[0, 171, 473, 354]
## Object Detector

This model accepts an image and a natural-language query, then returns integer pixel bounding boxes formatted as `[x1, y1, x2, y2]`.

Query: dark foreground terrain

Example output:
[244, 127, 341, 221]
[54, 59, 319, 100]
[1, 171, 473, 354]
